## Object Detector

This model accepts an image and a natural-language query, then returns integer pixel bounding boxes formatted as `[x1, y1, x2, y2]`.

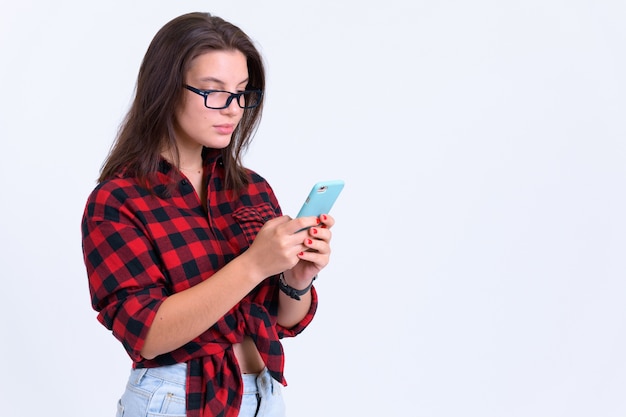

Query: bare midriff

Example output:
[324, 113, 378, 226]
[233, 335, 266, 374]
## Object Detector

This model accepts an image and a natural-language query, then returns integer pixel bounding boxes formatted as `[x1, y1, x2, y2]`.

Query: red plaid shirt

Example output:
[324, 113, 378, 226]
[81, 150, 317, 417]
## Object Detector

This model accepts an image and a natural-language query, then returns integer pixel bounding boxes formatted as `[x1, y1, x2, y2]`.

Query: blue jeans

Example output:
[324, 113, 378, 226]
[116, 362, 286, 417]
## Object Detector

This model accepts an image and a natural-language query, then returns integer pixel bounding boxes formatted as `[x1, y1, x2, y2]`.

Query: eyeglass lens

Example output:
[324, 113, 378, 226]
[206, 91, 261, 109]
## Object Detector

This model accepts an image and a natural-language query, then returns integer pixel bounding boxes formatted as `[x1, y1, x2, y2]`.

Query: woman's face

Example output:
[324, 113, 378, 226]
[175, 49, 249, 152]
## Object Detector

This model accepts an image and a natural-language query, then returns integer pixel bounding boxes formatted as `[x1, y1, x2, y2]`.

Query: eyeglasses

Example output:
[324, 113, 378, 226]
[184, 85, 263, 109]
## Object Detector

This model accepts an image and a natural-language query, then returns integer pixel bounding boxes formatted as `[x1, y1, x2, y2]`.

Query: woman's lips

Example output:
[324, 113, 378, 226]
[214, 124, 235, 135]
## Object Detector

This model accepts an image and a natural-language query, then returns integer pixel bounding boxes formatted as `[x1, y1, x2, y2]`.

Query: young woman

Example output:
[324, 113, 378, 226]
[81, 12, 335, 417]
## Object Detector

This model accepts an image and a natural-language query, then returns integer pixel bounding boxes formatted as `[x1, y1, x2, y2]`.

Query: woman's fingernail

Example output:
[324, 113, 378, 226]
[307, 239, 313, 245]
[312, 228, 318, 235]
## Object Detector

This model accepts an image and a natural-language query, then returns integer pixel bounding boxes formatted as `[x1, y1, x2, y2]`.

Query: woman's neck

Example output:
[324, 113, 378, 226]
[162, 147, 204, 171]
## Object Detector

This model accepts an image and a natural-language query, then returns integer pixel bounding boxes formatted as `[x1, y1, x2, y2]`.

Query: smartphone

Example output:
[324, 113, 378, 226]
[296, 180, 345, 218]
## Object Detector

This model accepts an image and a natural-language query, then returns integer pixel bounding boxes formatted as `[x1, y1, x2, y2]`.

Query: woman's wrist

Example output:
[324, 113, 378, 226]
[235, 251, 271, 285]
[278, 273, 316, 300]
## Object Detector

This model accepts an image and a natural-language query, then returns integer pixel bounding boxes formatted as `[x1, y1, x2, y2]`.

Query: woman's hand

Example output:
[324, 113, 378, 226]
[242, 214, 335, 285]
[242, 214, 321, 281]
[286, 214, 335, 287]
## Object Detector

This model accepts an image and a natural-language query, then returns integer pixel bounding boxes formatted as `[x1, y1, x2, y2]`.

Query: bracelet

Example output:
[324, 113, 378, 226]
[278, 273, 316, 301]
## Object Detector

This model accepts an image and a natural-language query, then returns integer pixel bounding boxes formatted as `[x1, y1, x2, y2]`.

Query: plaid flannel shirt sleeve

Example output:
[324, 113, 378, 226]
[81, 182, 168, 362]
[277, 286, 318, 338]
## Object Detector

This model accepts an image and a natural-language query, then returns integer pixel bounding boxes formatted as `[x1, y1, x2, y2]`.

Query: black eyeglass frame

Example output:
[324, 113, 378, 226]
[184, 85, 263, 109]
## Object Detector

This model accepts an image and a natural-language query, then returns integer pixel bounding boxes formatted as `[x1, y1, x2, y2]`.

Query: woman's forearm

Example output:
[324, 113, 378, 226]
[140, 254, 263, 360]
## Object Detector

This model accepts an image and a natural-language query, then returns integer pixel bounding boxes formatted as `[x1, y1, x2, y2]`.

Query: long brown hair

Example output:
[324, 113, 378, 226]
[99, 12, 265, 192]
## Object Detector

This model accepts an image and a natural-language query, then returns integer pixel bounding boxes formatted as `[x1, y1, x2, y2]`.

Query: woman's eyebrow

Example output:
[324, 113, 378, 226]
[197, 76, 250, 86]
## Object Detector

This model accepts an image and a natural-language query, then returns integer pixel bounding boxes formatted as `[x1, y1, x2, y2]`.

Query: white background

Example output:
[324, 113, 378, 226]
[1, 1, 625, 416]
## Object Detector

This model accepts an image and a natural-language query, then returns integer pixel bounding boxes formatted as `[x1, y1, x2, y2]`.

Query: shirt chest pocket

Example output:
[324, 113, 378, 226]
[231, 203, 277, 246]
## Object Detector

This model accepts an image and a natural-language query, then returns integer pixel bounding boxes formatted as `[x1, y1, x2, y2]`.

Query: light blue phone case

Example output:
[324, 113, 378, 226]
[296, 180, 345, 218]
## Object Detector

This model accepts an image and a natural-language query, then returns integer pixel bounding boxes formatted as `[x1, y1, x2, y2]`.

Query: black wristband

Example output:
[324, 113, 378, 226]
[278, 273, 316, 301]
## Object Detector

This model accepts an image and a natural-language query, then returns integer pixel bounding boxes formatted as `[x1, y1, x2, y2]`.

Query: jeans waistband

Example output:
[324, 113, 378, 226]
[135, 362, 187, 385]
[134, 362, 273, 395]
[242, 367, 273, 395]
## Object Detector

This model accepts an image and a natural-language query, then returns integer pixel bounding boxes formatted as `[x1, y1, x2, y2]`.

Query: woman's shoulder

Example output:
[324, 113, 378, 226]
[88, 176, 142, 199]
[240, 168, 281, 208]
[244, 167, 269, 184]
[243, 168, 277, 194]
[84, 175, 152, 214]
